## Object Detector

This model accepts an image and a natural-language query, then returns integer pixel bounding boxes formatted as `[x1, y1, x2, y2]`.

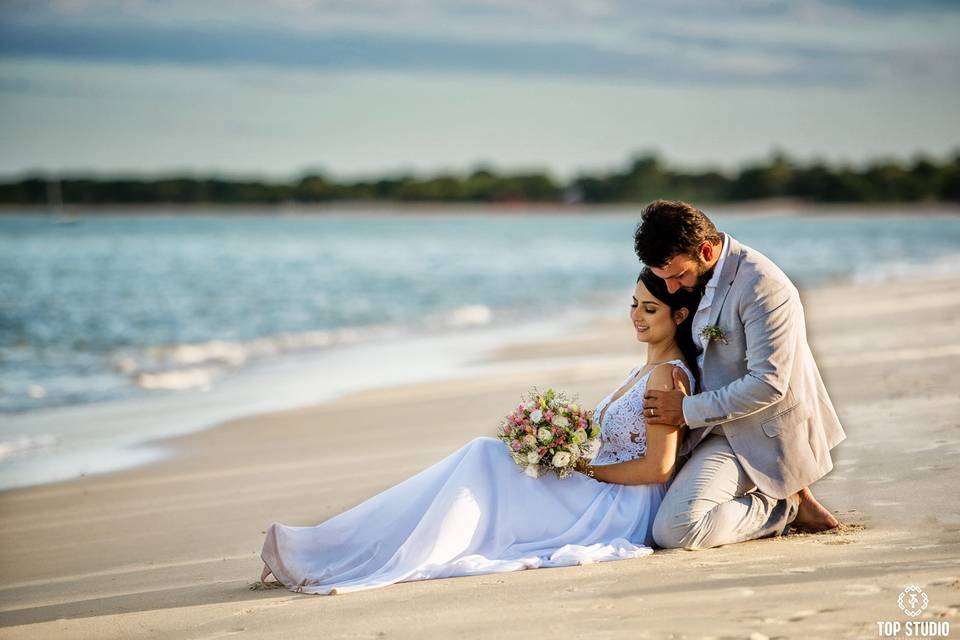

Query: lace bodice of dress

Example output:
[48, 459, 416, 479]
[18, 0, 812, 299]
[590, 359, 695, 465]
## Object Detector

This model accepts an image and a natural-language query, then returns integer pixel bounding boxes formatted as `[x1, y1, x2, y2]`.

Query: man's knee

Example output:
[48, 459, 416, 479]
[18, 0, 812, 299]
[651, 511, 676, 548]
[653, 512, 696, 550]
[652, 512, 713, 551]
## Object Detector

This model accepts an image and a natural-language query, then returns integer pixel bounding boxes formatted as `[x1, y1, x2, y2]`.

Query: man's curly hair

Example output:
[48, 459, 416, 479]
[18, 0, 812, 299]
[633, 200, 721, 268]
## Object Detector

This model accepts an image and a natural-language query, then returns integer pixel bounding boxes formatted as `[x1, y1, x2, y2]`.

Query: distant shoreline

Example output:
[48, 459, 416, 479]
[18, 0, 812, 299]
[4, 150, 958, 210]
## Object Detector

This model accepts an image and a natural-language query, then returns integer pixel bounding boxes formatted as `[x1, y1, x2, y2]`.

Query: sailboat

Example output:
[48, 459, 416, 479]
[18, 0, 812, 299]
[47, 177, 79, 224]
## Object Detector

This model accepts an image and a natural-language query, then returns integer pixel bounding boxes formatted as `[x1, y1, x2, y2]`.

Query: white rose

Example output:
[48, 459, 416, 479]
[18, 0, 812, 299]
[553, 415, 570, 428]
[522, 434, 537, 447]
[567, 444, 581, 459]
[530, 409, 544, 424]
[537, 427, 553, 443]
[526, 451, 541, 464]
[525, 401, 536, 410]
[552, 451, 572, 467]
[572, 428, 588, 444]
[524, 464, 540, 479]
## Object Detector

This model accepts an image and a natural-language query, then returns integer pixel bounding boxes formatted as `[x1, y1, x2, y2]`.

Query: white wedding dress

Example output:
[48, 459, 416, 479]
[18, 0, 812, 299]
[260, 358, 695, 595]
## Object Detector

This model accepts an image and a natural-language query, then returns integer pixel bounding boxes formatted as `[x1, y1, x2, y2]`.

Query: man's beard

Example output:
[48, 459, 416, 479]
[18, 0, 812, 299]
[688, 259, 715, 296]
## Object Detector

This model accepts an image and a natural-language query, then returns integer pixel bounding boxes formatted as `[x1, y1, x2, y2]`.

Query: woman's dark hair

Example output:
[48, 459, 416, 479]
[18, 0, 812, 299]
[637, 267, 701, 392]
[634, 199, 721, 268]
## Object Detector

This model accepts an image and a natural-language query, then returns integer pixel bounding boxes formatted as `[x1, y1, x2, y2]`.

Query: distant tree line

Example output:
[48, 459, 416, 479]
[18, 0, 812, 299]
[2, 150, 959, 206]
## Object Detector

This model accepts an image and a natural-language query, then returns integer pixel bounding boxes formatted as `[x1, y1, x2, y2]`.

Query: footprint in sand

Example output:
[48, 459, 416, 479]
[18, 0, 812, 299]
[239, 600, 293, 615]
[845, 584, 882, 596]
[906, 440, 957, 454]
[927, 577, 959, 587]
[787, 609, 818, 622]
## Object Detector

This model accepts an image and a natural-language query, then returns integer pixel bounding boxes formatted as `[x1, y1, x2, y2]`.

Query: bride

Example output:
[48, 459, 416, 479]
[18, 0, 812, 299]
[259, 268, 701, 595]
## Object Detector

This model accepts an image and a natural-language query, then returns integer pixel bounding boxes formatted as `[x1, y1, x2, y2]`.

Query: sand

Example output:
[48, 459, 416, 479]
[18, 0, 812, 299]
[1, 277, 959, 639]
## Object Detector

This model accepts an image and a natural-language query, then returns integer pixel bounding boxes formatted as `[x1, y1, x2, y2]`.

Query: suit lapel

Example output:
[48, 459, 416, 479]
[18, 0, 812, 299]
[699, 235, 742, 382]
[694, 236, 743, 439]
[706, 234, 741, 328]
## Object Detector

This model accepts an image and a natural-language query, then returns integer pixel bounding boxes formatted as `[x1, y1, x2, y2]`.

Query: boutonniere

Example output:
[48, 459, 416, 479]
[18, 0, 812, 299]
[699, 325, 729, 345]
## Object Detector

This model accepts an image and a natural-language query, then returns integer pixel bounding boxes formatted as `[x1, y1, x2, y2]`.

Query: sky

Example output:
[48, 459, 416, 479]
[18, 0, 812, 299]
[1, 0, 958, 180]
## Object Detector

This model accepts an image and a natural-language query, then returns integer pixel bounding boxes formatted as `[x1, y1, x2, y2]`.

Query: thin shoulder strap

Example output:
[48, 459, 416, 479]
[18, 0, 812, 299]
[649, 360, 692, 390]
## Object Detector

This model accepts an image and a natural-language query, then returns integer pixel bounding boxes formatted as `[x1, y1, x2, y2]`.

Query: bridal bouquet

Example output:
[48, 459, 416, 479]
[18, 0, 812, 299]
[497, 388, 600, 480]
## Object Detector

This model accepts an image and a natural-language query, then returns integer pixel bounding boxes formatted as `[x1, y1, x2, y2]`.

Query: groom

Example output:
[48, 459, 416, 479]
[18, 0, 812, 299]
[637, 200, 845, 550]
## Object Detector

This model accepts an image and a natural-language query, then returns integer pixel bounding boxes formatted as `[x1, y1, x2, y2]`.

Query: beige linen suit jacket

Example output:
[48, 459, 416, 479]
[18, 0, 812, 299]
[680, 235, 846, 499]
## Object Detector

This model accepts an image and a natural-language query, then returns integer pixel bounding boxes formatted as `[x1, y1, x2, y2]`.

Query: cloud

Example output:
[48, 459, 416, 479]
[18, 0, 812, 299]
[0, 0, 957, 87]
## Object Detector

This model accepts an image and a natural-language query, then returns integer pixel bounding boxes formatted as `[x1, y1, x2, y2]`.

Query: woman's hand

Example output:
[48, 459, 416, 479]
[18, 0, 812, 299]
[575, 458, 595, 478]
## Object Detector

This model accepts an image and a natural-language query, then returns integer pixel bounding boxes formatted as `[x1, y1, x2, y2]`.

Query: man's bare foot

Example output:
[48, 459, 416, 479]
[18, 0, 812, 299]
[791, 486, 840, 532]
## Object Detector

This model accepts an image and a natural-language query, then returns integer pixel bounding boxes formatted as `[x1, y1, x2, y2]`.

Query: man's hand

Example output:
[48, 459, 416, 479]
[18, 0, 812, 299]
[672, 367, 689, 396]
[643, 367, 689, 427]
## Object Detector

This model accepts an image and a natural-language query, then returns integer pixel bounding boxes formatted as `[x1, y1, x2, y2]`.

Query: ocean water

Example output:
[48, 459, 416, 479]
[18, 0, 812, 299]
[1, 206, 959, 489]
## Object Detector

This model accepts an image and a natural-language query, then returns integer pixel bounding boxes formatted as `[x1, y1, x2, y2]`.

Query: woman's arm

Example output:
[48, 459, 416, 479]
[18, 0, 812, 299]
[578, 365, 688, 485]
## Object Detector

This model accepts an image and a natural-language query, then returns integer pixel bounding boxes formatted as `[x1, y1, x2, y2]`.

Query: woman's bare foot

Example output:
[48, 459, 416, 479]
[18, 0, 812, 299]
[791, 486, 840, 532]
[260, 563, 274, 584]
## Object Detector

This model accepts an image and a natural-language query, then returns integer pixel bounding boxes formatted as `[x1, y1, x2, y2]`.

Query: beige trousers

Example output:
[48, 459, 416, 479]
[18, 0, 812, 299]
[652, 434, 800, 550]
